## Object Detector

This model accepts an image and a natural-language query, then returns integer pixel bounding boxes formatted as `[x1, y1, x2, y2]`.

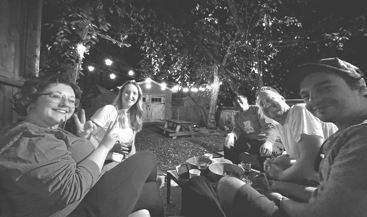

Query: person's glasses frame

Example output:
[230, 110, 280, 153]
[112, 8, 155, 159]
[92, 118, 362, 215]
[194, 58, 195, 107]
[37, 92, 80, 108]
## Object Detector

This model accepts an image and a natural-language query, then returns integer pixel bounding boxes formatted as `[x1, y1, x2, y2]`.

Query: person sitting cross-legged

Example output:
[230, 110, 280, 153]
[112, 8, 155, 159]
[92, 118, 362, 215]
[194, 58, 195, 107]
[224, 94, 280, 171]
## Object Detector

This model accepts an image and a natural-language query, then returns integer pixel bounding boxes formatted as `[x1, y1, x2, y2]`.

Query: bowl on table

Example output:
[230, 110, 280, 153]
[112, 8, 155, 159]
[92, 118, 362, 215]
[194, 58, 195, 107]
[186, 156, 213, 170]
[211, 158, 233, 164]
[208, 162, 244, 182]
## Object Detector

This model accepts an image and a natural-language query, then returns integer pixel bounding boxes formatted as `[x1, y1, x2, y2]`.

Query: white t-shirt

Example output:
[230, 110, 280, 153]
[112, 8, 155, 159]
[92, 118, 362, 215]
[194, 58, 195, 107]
[90, 105, 135, 162]
[280, 104, 338, 159]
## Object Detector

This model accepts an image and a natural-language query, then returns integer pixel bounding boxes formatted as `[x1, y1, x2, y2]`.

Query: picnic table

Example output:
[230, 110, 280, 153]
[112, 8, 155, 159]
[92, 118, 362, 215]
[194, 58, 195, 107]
[158, 119, 196, 139]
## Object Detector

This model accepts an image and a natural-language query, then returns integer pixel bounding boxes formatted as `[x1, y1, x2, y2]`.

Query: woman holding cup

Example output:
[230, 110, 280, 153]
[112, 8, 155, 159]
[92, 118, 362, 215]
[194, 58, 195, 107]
[84, 80, 143, 163]
[0, 76, 163, 217]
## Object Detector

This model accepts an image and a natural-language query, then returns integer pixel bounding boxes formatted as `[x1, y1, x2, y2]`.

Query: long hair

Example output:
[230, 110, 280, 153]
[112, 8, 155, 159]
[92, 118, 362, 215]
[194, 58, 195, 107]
[112, 80, 143, 132]
[12, 75, 81, 116]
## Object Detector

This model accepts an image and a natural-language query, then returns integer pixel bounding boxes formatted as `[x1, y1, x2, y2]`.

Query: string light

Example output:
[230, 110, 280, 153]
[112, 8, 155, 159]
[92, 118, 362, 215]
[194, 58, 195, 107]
[172, 85, 180, 92]
[161, 82, 167, 90]
[190, 87, 198, 92]
[84, 51, 219, 92]
[88, 66, 95, 71]
[109, 73, 116, 79]
[77, 44, 86, 56]
[105, 59, 113, 66]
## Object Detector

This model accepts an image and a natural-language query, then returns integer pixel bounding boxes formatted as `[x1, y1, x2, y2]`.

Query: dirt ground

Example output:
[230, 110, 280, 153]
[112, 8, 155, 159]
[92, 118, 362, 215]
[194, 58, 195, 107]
[135, 122, 226, 172]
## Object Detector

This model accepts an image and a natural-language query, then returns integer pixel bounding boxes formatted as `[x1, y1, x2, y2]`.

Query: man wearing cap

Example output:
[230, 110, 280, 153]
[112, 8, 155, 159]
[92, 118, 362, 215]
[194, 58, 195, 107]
[216, 57, 367, 217]
[255, 86, 337, 185]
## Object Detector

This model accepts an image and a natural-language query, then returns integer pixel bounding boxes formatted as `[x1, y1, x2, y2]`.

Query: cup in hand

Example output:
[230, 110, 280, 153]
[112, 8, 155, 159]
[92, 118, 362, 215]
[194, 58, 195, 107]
[189, 169, 201, 178]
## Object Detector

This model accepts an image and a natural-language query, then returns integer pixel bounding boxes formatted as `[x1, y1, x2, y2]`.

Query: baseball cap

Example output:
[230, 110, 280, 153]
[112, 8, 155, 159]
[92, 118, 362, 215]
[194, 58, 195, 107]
[286, 57, 363, 91]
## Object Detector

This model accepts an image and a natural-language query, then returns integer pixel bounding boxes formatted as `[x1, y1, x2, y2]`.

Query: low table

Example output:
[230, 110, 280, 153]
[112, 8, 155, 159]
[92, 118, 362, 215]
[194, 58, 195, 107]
[166, 169, 189, 205]
[166, 164, 261, 205]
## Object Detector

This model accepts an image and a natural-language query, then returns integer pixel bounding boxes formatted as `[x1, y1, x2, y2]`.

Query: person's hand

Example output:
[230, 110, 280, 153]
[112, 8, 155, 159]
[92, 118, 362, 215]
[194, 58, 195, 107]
[260, 141, 273, 157]
[99, 120, 120, 150]
[252, 173, 271, 191]
[224, 133, 236, 148]
[265, 192, 283, 203]
[73, 109, 97, 138]
[266, 160, 284, 180]
[110, 142, 131, 155]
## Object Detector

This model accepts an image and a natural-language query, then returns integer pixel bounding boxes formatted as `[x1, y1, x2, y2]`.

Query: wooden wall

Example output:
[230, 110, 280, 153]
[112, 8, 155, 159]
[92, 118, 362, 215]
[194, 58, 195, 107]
[0, 0, 42, 129]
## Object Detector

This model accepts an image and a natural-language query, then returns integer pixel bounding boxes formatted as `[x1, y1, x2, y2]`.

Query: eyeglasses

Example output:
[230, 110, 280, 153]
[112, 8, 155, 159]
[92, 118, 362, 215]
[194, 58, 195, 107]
[37, 92, 80, 108]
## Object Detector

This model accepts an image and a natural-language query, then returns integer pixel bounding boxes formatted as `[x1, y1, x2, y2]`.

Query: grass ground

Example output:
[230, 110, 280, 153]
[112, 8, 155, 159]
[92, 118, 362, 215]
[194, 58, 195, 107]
[135, 122, 226, 172]
[135, 122, 226, 216]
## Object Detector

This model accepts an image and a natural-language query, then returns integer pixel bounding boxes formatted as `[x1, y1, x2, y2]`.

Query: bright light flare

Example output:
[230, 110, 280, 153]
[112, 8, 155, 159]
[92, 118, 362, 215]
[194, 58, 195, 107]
[190, 87, 198, 92]
[109, 73, 116, 79]
[87, 66, 95, 71]
[128, 70, 135, 76]
[161, 82, 167, 90]
[105, 59, 113, 66]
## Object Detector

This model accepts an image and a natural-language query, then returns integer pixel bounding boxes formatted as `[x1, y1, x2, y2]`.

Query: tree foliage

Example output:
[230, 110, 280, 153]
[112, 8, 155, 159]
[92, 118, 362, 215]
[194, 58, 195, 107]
[40, 0, 132, 82]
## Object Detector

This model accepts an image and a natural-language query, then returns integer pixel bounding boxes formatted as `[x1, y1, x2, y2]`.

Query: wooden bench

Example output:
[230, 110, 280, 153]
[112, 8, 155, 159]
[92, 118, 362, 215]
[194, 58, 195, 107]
[158, 126, 176, 133]
[158, 126, 195, 139]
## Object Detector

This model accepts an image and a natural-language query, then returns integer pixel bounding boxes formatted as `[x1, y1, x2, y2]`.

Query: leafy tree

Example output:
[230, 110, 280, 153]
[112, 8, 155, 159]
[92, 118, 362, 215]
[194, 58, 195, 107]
[40, 0, 131, 83]
[126, 0, 316, 128]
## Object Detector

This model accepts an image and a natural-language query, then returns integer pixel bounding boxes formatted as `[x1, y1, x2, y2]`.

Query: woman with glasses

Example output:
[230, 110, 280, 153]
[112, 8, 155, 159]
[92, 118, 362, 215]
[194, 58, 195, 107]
[0, 76, 163, 217]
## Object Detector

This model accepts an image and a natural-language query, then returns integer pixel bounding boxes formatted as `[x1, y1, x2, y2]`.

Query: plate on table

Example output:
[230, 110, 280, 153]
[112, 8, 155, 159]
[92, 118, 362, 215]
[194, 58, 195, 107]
[186, 156, 213, 169]
[211, 158, 233, 164]
[208, 163, 244, 182]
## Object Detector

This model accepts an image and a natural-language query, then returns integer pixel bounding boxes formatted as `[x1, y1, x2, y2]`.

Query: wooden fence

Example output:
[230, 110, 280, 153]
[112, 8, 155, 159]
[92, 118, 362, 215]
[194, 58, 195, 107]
[0, 0, 42, 130]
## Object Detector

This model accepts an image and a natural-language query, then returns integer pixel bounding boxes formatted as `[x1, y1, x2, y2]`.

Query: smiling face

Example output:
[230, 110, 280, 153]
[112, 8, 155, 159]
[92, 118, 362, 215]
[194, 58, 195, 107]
[256, 90, 288, 121]
[300, 72, 367, 128]
[26, 83, 76, 128]
[120, 83, 139, 109]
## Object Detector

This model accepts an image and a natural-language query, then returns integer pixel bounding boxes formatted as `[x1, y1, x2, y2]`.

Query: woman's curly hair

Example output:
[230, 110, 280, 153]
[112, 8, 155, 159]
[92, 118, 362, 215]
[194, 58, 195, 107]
[12, 75, 82, 116]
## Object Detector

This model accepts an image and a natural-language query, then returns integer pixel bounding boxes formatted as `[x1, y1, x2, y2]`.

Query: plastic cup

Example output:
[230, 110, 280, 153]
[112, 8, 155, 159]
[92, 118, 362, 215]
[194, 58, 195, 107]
[189, 169, 201, 178]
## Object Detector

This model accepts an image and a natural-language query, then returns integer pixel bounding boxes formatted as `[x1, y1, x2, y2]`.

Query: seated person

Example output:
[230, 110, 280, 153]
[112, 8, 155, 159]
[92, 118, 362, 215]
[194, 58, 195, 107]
[0, 76, 163, 217]
[224, 94, 279, 170]
[256, 87, 337, 184]
[182, 57, 367, 217]
[80, 80, 144, 163]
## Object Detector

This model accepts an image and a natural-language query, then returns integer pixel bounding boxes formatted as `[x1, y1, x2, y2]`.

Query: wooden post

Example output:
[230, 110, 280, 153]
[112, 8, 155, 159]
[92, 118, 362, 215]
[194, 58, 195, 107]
[23, 0, 43, 78]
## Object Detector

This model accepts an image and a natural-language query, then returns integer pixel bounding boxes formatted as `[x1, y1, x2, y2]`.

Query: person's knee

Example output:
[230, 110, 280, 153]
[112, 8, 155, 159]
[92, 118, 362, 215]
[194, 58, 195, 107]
[217, 176, 246, 204]
[135, 151, 156, 168]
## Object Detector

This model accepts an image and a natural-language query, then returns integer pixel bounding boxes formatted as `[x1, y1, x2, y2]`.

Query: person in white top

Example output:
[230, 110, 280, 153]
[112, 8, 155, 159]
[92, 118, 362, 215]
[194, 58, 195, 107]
[255, 86, 338, 184]
[89, 80, 143, 163]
